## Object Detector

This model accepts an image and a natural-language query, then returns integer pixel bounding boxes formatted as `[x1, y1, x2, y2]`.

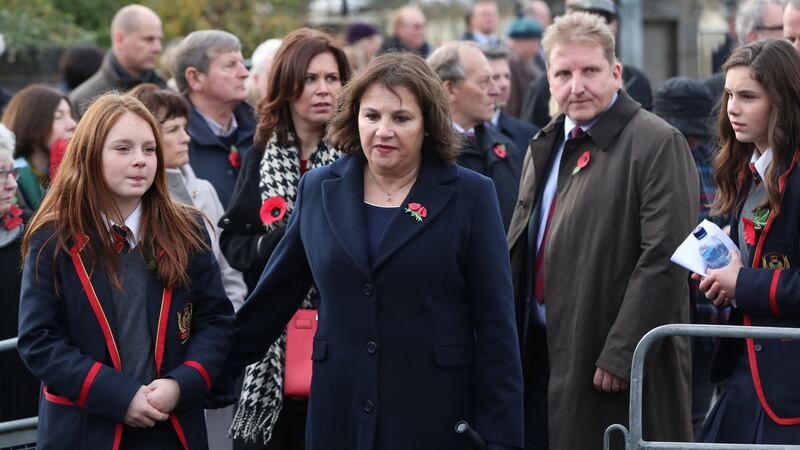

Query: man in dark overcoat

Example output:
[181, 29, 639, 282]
[427, 41, 524, 230]
[506, 12, 697, 450]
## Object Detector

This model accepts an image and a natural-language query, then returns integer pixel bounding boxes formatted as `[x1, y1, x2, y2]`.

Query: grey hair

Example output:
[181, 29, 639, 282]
[173, 30, 242, 95]
[0, 124, 15, 161]
[736, 0, 783, 43]
[426, 41, 481, 83]
[480, 44, 510, 60]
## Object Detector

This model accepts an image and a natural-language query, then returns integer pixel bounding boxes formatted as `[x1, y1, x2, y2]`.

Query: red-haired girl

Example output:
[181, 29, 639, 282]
[18, 94, 234, 449]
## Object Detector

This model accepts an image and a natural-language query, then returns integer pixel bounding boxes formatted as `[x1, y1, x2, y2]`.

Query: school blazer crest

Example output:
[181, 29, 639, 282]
[17, 228, 235, 450]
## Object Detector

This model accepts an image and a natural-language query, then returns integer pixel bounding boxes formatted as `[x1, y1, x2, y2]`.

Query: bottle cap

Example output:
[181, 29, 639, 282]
[692, 225, 707, 240]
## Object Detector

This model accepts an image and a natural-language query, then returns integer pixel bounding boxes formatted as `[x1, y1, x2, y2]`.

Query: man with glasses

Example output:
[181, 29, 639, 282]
[738, 0, 784, 42]
[381, 5, 433, 58]
[705, 0, 784, 112]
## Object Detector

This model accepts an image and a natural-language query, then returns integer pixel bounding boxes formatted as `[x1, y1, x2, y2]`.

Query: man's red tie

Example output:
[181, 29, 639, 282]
[531, 126, 584, 305]
[532, 198, 557, 304]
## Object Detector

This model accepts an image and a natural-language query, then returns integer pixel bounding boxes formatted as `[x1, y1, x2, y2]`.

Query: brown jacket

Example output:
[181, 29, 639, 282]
[507, 91, 696, 448]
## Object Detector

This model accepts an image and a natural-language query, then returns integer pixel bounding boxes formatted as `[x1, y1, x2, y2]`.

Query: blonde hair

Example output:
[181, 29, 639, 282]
[542, 11, 616, 67]
[389, 5, 424, 34]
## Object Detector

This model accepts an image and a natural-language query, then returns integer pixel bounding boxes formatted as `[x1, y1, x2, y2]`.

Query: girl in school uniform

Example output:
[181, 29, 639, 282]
[697, 39, 800, 444]
[17, 93, 235, 450]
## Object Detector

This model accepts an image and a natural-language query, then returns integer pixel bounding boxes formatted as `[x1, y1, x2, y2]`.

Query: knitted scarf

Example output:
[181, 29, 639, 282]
[229, 132, 339, 444]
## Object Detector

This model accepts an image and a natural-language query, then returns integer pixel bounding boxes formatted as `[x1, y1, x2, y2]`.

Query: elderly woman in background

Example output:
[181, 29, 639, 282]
[219, 28, 350, 450]
[221, 52, 523, 450]
[1, 85, 76, 210]
[0, 124, 39, 423]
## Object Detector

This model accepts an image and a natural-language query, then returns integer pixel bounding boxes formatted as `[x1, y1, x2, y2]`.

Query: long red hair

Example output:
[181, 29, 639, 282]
[22, 94, 207, 289]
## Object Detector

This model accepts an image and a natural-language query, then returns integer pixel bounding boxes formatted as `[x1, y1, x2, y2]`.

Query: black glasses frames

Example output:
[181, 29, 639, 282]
[0, 167, 19, 185]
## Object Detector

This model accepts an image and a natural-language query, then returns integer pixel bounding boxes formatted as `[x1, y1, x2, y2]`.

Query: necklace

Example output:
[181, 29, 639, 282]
[367, 168, 418, 202]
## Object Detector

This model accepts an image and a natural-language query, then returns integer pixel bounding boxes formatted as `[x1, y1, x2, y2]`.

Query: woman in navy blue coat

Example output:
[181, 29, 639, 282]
[696, 39, 800, 444]
[223, 52, 523, 449]
[18, 94, 234, 450]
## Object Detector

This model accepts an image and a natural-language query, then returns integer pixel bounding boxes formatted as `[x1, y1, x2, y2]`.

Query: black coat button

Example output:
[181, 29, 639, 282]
[367, 341, 378, 354]
[755, 343, 763, 352]
[363, 400, 374, 413]
[245, 223, 252, 230]
[222, 218, 230, 225]
[362, 283, 373, 296]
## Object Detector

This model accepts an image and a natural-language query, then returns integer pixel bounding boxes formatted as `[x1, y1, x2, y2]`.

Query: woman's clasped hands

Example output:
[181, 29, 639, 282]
[691, 250, 744, 307]
[123, 378, 180, 428]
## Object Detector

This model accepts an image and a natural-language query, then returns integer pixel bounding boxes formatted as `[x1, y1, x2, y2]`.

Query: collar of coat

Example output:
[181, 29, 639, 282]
[537, 89, 641, 152]
[459, 123, 516, 157]
[324, 151, 458, 276]
[186, 101, 256, 148]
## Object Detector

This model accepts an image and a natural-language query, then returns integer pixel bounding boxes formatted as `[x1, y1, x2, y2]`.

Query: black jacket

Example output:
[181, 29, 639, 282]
[711, 150, 800, 423]
[457, 124, 523, 231]
[495, 110, 539, 155]
[219, 145, 284, 291]
[379, 36, 433, 58]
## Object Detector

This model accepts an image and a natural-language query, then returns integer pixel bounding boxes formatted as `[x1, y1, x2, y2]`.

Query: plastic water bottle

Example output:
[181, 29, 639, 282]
[693, 225, 731, 269]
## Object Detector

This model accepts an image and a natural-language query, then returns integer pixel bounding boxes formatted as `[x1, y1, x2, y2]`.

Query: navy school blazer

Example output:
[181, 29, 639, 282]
[712, 149, 800, 425]
[18, 226, 235, 450]
[224, 153, 524, 450]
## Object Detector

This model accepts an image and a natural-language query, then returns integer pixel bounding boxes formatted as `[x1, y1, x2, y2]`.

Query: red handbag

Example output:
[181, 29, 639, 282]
[283, 309, 317, 398]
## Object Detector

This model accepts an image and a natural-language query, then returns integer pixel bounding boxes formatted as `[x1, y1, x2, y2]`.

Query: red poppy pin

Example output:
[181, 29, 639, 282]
[260, 196, 287, 225]
[229, 145, 241, 169]
[493, 144, 507, 159]
[742, 218, 756, 246]
[404, 202, 428, 222]
[572, 151, 591, 175]
[2, 203, 23, 231]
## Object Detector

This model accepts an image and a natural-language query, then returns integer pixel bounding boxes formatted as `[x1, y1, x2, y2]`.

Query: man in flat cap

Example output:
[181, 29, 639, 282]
[505, 18, 544, 118]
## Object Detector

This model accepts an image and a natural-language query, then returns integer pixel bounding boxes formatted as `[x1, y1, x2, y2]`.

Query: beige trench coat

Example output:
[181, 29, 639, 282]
[507, 91, 697, 449]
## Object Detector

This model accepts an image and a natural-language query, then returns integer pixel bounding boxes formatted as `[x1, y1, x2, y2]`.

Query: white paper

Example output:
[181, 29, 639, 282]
[671, 219, 739, 276]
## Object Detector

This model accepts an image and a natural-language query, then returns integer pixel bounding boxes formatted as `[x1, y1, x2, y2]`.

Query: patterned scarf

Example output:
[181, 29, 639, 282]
[229, 132, 339, 444]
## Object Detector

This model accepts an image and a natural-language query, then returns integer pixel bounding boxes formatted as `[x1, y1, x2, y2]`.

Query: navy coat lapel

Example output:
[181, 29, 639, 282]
[322, 156, 372, 278]
[372, 157, 458, 271]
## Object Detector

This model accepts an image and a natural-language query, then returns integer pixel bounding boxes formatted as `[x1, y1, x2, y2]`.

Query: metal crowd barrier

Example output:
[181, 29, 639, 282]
[0, 338, 37, 450]
[604, 324, 800, 450]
